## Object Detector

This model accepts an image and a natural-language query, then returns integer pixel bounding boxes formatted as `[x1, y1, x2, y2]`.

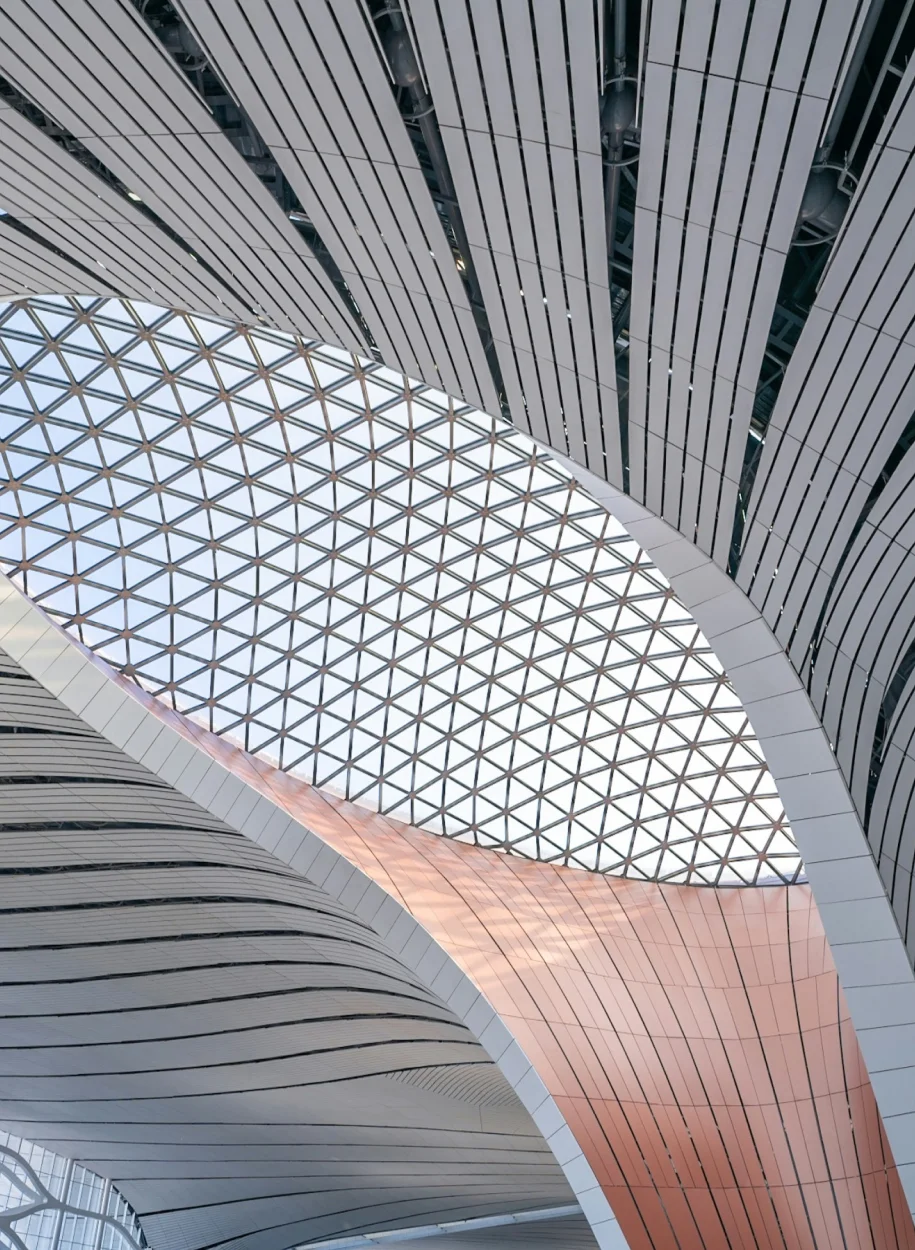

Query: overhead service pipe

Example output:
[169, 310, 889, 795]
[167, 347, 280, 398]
[382, 12, 486, 329]
[379, 6, 508, 414]
[818, 0, 886, 160]
[602, 0, 635, 277]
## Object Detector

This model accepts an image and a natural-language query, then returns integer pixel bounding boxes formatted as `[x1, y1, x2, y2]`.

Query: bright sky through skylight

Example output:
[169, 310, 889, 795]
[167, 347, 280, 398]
[0, 296, 801, 885]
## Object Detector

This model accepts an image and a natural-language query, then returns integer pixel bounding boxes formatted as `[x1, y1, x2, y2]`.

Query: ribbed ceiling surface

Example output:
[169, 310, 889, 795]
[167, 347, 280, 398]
[0, 296, 796, 885]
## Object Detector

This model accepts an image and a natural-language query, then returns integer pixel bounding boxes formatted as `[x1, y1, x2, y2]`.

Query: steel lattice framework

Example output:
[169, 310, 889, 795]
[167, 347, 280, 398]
[0, 296, 798, 884]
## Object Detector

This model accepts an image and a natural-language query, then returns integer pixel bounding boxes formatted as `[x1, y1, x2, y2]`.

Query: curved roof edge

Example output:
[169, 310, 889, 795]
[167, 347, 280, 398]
[0, 570, 628, 1250]
[554, 452, 915, 1204]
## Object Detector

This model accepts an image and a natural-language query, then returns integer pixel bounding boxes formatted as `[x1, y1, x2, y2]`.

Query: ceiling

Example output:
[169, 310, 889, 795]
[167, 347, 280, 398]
[1, 0, 915, 1241]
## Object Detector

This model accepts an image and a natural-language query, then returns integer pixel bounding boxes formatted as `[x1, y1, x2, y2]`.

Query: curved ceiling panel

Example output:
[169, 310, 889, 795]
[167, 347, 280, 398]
[0, 0, 366, 350]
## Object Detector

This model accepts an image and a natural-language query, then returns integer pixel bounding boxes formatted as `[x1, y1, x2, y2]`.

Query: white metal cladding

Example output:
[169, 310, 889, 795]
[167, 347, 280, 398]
[173, 0, 500, 417]
[0, 296, 796, 887]
[404, 0, 620, 479]
[0, 224, 112, 304]
[628, 0, 865, 566]
[0, 104, 246, 317]
[737, 62, 915, 958]
[0, 0, 365, 350]
[0, 640, 576, 1250]
[0, 1131, 146, 1250]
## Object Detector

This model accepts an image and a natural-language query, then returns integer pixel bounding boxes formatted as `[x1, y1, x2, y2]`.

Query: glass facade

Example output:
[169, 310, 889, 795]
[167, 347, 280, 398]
[0, 1132, 145, 1250]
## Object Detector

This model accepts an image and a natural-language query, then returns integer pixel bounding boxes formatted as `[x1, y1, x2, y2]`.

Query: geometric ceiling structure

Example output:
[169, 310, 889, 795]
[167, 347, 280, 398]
[0, 295, 797, 886]
[4, 0, 915, 1247]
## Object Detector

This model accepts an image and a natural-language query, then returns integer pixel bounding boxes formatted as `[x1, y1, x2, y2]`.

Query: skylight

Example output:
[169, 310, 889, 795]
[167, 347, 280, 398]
[0, 296, 800, 885]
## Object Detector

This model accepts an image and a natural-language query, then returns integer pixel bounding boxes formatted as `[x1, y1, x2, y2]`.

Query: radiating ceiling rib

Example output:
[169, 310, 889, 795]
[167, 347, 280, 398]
[0, 224, 113, 300]
[794, 450, 915, 877]
[171, 0, 497, 414]
[730, 59, 915, 969]
[628, 0, 864, 566]
[276, 0, 498, 412]
[873, 653, 915, 947]
[738, 67, 915, 664]
[0, 0, 367, 350]
[160, 10, 415, 378]
[403, 0, 620, 482]
[0, 108, 246, 318]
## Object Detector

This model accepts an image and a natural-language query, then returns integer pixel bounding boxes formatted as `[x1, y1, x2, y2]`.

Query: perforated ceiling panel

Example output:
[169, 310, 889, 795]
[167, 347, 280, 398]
[0, 295, 798, 885]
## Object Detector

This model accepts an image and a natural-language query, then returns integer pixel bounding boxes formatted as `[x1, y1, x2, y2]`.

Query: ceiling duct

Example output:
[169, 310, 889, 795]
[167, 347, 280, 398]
[600, 0, 641, 489]
[369, 1, 510, 423]
[728, 0, 915, 575]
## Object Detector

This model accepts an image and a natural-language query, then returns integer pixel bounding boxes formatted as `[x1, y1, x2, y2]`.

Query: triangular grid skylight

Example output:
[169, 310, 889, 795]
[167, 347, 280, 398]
[0, 296, 800, 885]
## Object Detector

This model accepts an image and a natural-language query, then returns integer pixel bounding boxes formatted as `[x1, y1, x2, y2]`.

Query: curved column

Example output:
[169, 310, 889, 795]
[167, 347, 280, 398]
[297, 818, 912, 1250]
[1, 575, 912, 1250]
[554, 454, 915, 1210]
[0, 572, 625, 1250]
[0, 642, 579, 1250]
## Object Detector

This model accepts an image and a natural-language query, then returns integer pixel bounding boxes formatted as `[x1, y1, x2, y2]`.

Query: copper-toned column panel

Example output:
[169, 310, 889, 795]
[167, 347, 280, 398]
[93, 684, 915, 1250]
[308, 816, 910, 1250]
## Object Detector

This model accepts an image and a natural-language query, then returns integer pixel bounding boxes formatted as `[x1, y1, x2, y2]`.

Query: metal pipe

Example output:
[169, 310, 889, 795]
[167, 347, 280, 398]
[846, 0, 915, 169]
[613, 0, 626, 83]
[604, 158, 622, 268]
[382, 16, 473, 286]
[819, 0, 886, 159]
[603, 0, 631, 283]
[380, 10, 507, 410]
